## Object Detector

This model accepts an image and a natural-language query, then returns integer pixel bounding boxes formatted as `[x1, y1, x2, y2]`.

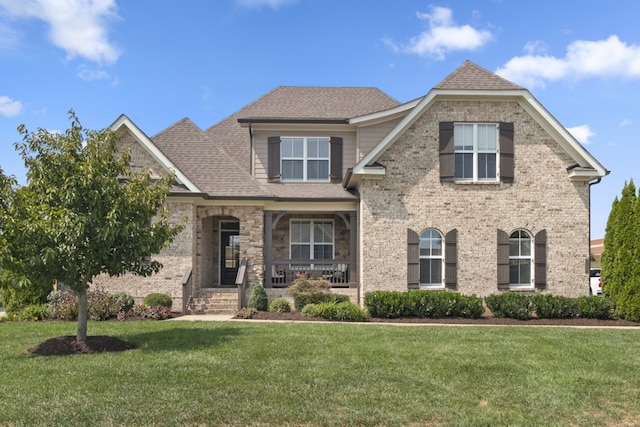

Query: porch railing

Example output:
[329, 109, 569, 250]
[268, 259, 351, 287]
[235, 257, 248, 310]
[181, 267, 193, 315]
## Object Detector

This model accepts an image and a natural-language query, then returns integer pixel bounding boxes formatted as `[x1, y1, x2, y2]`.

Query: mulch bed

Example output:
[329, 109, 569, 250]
[25, 311, 639, 357]
[246, 309, 640, 327]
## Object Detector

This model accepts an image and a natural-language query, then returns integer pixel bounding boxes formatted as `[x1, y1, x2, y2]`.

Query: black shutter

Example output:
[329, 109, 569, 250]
[267, 136, 281, 182]
[497, 229, 510, 290]
[439, 122, 455, 182]
[330, 137, 343, 183]
[534, 229, 547, 290]
[499, 122, 514, 183]
[407, 228, 419, 289]
[444, 229, 457, 290]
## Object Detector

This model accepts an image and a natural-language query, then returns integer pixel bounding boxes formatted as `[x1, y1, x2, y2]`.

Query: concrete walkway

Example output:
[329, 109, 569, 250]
[168, 314, 235, 321]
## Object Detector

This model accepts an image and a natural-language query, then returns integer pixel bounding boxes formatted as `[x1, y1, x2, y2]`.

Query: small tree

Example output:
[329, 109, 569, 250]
[0, 111, 183, 341]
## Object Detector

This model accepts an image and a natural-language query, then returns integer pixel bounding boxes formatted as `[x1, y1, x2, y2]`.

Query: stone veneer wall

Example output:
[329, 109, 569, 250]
[92, 200, 194, 309]
[194, 205, 264, 305]
[359, 100, 591, 299]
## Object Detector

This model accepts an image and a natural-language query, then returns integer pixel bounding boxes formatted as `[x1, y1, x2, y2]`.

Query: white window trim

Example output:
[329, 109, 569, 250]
[454, 123, 500, 183]
[281, 137, 331, 182]
[289, 219, 335, 269]
[419, 229, 445, 289]
[509, 229, 534, 289]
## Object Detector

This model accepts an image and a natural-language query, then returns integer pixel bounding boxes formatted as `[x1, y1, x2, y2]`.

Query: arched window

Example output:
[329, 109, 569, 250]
[419, 229, 444, 288]
[509, 229, 532, 288]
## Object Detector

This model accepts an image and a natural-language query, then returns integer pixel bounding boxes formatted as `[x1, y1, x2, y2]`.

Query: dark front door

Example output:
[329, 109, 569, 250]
[221, 231, 240, 286]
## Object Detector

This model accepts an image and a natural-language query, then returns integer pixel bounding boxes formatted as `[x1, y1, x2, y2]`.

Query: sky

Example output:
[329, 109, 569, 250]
[1, 0, 640, 239]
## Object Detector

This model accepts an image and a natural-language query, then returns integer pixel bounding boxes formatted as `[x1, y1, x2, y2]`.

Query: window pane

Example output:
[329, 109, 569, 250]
[510, 260, 531, 285]
[292, 138, 304, 157]
[455, 153, 473, 179]
[282, 160, 303, 180]
[510, 238, 519, 257]
[291, 244, 310, 260]
[478, 124, 497, 151]
[314, 222, 333, 243]
[521, 238, 531, 256]
[420, 259, 442, 285]
[307, 138, 318, 157]
[318, 139, 329, 157]
[454, 124, 473, 150]
[314, 245, 332, 260]
[478, 153, 496, 179]
[291, 221, 310, 243]
[307, 160, 329, 180]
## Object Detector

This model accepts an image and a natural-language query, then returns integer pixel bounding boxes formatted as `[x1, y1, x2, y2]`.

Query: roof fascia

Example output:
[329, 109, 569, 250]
[110, 115, 202, 193]
[349, 98, 421, 125]
[238, 117, 348, 125]
[241, 122, 355, 133]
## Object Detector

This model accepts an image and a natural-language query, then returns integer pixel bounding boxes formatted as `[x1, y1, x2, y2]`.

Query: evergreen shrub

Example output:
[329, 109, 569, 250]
[484, 293, 534, 320]
[143, 293, 173, 309]
[247, 284, 268, 311]
[288, 278, 332, 310]
[532, 294, 580, 318]
[268, 298, 291, 313]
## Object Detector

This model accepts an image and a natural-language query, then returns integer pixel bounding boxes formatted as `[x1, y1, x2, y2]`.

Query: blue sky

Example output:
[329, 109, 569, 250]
[1, 0, 639, 239]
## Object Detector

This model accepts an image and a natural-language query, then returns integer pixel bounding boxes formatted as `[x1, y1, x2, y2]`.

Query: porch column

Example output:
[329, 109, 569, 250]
[349, 210, 358, 286]
[264, 210, 273, 287]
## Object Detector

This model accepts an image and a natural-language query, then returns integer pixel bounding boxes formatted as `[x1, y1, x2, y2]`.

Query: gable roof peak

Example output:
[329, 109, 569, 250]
[434, 60, 523, 91]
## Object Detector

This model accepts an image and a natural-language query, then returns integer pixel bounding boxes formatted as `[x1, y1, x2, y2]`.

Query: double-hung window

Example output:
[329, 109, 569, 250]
[281, 137, 330, 181]
[454, 123, 499, 182]
[419, 229, 444, 289]
[290, 219, 334, 268]
[509, 230, 532, 288]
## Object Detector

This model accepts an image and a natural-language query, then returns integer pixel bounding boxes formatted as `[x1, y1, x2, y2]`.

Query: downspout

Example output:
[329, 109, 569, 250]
[587, 170, 610, 272]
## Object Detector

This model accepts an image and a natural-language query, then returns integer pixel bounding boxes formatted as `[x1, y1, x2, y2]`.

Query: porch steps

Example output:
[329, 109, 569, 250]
[191, 290, 239, 315]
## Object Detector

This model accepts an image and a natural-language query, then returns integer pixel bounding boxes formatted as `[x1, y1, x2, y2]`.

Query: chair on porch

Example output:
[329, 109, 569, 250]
[322, 263, 348, 283]
[271, 265, 286, 284]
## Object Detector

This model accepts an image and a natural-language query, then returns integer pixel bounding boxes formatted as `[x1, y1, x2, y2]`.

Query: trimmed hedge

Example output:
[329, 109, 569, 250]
[364, 290, 484, 319]
[143, 293, 173, 309]
[268, 298, 291, 313]
[301, 301, 368, 322]
[485, 292, 617, 320]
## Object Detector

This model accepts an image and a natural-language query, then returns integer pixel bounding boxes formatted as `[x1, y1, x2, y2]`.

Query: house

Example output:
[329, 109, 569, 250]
[94, 61, 608, 312]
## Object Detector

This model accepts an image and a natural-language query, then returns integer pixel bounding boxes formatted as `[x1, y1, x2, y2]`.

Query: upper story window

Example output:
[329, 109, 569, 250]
[439, 122, 513, 184]
[281, 137, 330, 182]
[454, 123, 499, 182]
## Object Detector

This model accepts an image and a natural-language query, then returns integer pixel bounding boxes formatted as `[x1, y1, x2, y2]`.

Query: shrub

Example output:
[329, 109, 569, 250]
[143, 293, 173, 309]
[532, 294, 580, 319]
[247, 284, 268, 311]
[449, 294, 485, 319]
[0, 277, 53, 316]
[363, 291, 407, 318]
[364, 290, 484, 319]
[288, 278, 332, 310]
[88, 287, 122, 321]
[17, 304, 51, 321]
[576, 296, 615, 320]
[484, 293, 534, 320]
[301, 301, 368, 322]
[269, 298, 291, 313]
[112, 293, 135, 312]
[235, 307, 257, 319]
[47, 289, 79, 320]
[133, 304, 172, 320]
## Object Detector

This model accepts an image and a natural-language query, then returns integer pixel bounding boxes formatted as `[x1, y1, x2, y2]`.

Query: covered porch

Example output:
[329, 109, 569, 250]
[263, 210, 358, 288]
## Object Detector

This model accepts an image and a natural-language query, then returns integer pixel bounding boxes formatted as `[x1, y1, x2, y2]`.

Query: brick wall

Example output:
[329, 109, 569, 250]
[359, 100, 591, 298]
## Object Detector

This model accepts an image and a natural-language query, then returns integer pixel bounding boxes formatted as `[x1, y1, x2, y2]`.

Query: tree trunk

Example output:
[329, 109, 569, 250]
[76, 287, 88, 342]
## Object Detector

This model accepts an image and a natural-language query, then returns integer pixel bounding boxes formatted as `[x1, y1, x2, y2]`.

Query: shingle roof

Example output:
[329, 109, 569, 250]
[434, 60, 523, 90]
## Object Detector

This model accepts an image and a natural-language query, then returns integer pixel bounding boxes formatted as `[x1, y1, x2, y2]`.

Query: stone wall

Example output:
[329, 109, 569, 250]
[92, 200, 194, 309]
[359, 100, 591, 298]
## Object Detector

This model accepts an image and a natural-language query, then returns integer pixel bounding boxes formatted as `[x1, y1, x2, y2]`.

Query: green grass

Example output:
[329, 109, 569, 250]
[1, 321, 640, 426]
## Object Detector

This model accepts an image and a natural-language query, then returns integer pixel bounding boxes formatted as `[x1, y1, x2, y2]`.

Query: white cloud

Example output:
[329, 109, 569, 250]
[386, 6, 493, 60]
[0, 95, 23, 116]
[0, 0, 120, 64]
[235, 0, 296, 9]
[497, 36, 640, 88]
[619, 119, 633, 127]
[567, 125, 595, 145]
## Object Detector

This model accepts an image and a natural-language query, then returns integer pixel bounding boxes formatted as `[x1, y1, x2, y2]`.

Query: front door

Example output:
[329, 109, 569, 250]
[221, 231, 240, 286]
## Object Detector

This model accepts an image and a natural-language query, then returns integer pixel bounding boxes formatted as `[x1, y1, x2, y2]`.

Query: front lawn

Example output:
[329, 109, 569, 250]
[1, 320, 639, 426]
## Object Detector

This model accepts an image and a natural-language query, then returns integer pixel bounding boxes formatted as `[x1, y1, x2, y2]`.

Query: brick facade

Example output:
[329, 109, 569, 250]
[359, 100, 591, 298]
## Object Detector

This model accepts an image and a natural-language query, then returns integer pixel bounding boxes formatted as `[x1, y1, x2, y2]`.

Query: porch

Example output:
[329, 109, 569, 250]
[263, 210, 358, 288]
